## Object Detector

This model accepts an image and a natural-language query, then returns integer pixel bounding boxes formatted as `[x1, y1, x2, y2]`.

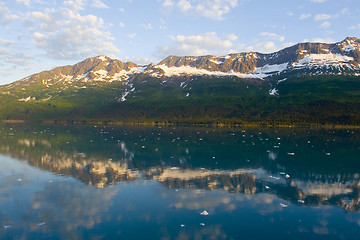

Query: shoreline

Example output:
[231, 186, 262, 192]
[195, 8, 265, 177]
[2, 119, 360, 129]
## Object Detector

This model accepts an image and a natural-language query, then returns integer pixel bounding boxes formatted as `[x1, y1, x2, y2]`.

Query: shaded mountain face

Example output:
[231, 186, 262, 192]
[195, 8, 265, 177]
[0, 37, 360, 123]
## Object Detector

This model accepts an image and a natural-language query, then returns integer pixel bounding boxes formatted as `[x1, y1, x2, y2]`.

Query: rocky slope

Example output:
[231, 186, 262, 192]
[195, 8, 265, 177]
[148, 37, 360, 78]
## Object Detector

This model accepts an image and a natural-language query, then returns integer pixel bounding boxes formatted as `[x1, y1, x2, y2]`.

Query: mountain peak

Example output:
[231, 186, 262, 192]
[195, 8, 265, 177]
[1, 37, 360, 90]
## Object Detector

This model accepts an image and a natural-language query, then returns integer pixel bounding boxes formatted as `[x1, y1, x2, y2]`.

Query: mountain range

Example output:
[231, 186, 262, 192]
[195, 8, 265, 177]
[1, 37, 360, 125]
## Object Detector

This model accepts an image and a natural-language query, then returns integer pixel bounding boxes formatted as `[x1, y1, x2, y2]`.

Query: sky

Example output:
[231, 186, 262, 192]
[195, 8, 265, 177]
[0, 0, 359, 85]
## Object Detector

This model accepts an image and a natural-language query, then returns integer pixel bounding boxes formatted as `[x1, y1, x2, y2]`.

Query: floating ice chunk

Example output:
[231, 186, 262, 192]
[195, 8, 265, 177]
[269, 176, 280, 180]
[280, 203, 288, 208]
[200, 210, 209, 216]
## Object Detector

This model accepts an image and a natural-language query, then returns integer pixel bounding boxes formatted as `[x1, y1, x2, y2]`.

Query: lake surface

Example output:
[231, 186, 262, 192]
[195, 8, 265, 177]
[0, 123, 359, 240]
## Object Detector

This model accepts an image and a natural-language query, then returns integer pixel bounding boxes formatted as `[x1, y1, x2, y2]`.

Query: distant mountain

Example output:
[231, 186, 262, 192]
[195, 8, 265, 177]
[1, 37, 360, 124]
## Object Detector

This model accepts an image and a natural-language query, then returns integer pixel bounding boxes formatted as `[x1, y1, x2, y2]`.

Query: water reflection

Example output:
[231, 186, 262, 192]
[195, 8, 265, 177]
[0, 123, 359, 215]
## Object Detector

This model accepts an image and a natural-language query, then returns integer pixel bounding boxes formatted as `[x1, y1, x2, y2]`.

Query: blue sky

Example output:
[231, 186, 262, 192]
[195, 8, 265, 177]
[0, 0, 359, 85]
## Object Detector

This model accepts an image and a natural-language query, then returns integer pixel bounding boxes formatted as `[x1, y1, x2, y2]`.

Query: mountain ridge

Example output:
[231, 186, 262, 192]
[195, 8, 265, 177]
[1, 37, 359, 90]
[1, 37, 360, 124]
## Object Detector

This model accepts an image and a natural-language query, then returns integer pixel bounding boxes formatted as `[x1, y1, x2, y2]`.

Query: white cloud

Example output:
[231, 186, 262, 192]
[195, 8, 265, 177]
[237, 41, 294, 54]
[227, 33, 238, 41]
[157, 32, 237, 57]
[163, 0, 175, 8]
[319, 21, 331, 29]
[314, 13, 332, 21]
[27, 4, 119, 60]
[91, 0, 109, 9]
[127, 33, 137, 38]
[16, 0, 31, 6]
[119, 22, 125, 28]
[177, 0, 192, 12]
[0, 3, 19, 24]
[260, 32, 285, 42]
[299, 13, 311, 20]
[310, 0, 327, 3]
[118, 8, 125, 12]
[142, 23, 153, 30]
[159, 18, 166, 30]
[312, 37, 334, 43]
[349, 24, 360, 30]
[0, 47, 15, 56]
[64, 0, 86, 11]
[123, 56, 153, 65]
[162, 0, 238, 20]
[0, 38, 15, 46]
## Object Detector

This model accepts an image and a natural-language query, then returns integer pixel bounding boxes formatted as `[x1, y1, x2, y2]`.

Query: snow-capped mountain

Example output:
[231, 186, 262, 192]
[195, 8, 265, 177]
[1, 37, 360, 124]
[2, 56, 143, 89]
[146, 37, 360, 79]
[1, 37, 359, 91]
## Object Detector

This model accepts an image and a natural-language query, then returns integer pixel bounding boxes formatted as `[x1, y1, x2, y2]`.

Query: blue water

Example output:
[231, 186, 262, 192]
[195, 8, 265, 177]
[0, 124, 359, 239]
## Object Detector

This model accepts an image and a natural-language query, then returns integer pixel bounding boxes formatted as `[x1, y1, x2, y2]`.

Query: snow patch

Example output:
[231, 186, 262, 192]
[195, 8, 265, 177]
[93, 69, 108, 76]
[19, 96, 35, 102]
[111, 67, 145, 82]
[155, 65, 267, 79]
[252, 63, 288, 75]
[277, 78, 287, 83]
[209, 58, 225, 65]
[120, 87, 135, 102]
[344, 44, 355, 52]
[98, 56, 107, 61]
[269, 88, 279, 96]
[294, 53, 354, 67]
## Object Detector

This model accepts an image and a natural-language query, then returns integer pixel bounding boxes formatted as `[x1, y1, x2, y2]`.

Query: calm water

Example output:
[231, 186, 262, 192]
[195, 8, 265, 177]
[0, 123, 359, 240]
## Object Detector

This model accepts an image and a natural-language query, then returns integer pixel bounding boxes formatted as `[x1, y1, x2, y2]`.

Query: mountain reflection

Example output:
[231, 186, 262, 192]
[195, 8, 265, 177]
[0, 123, 359, 212]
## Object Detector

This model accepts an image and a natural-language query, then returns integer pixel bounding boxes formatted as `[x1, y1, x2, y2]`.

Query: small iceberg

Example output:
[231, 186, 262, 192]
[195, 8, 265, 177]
[200, 210, 209, 216]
